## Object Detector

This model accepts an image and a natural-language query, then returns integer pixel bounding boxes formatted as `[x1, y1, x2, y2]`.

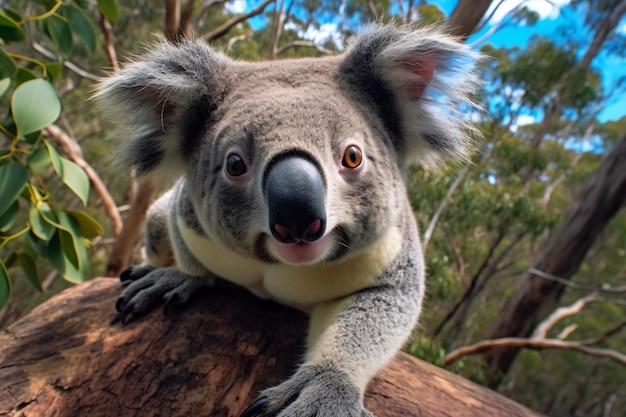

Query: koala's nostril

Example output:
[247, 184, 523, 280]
[273, 224, 291, 241]
[304, 219, 322, 239]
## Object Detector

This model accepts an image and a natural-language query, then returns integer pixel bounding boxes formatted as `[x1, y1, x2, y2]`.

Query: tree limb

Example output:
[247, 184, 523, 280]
[99, 13, 119, 72]
[276, 40, 334, 56]
[444, 337, 626, 367]
[31, 42, 101, 81]
[528, 268, 626, 294]
[204, 0, 274, 43]
[531, 293, 598, 339]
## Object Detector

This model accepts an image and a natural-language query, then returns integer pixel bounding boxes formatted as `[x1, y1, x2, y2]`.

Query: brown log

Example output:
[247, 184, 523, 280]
[0, 278, 542, 417]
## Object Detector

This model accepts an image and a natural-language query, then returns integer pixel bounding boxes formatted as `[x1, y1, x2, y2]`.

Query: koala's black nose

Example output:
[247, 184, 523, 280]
[265, 155, 326, 244]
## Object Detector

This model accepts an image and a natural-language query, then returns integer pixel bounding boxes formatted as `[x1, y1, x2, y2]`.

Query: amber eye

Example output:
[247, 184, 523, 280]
[342, 145, 363, 169]
[226, 153, 247, 177]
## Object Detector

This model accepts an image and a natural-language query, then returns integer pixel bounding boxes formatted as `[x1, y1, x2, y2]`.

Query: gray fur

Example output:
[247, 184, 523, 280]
[98, 25, 479, 417]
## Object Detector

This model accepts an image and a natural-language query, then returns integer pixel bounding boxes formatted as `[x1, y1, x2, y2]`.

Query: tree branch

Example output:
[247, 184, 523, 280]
[528, 268, 626, 294]
[531, 293, 598, 339]
[204, 0, 274, 42]
[99, 13, 119, 72]
[444, 337, 626, 367]
[43, 125, 122, 237]
[276, 40, 334, 56]
[31, 42, 101, 81]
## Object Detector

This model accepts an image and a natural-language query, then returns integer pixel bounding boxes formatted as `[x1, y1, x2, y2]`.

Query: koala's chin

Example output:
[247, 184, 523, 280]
[265, 232, 335, 265]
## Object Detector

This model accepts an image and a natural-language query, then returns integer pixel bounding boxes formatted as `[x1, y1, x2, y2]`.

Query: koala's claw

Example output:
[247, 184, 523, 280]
[253, 365, 371, 417]
[120, 303, 135, 325]
[240, 397, 268, 417]
[115, 266, 211, 324]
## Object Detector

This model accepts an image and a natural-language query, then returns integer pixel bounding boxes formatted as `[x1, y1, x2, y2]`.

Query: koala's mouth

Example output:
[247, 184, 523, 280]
[265, 233, 334, 265]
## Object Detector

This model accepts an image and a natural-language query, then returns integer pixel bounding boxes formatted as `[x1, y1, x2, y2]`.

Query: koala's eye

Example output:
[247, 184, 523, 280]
[342, 146, 363, 169]
[226, 153, 247, 177]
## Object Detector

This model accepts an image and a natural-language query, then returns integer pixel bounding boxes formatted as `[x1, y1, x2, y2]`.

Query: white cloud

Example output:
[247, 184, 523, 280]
[487, 0, 571, 23]
[510, 114, 536, 132]
[618, 22, 626, 34]
[224, 0, 246, 14]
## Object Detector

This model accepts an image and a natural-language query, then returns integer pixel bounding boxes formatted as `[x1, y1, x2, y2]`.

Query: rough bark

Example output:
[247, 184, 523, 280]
[446, 0, 493, 39]
[485, 132, 626, 382]
[0, 278, 542, 417]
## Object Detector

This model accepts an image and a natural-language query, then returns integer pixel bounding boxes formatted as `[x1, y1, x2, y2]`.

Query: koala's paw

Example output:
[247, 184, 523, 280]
[240, 365, 374, 417]
[115, 266, 210, 324]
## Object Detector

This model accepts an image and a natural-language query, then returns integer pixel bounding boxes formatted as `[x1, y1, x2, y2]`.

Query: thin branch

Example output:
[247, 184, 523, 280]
[204, 0, 274, 42]
[444, 337, 626, 367]
[99, 13, 119, 72]
[227, 33, 249, 50]
[528, 268, 626, 294]
[31, 42, 101, 81]
[275, 40, 334, 56]
[532, 293, 598, 339]
[422, 166, 468, 252]
[43, 125, 122, 237]
[367, 0, 378, 18]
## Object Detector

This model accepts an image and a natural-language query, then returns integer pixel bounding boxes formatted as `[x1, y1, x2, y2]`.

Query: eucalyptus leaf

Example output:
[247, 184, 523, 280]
[60, 157, 90, 205]
[0, 49, 17, 79]
[0, 77, 11, 97]
[20, 252, 42, 292]
[0, 14, 26, 41]
[12, 79, 61, 137]
[67, 210, 103, 239]
[46, 231, 85, 284]
[0, 200, 19, 233]
[0, 259, 10, 310]
[27, 147, 52, 173]
[62, 5, 96, 54]
[44, 14, 73, 59]
[97, 0, 119, 24]
[0, 162, 27, 217]
[44, 140, 64, 177]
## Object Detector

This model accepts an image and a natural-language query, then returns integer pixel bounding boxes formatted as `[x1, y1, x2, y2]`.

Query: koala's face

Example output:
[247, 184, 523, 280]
[188, 70, 404, 265]
[97, 26, 478, 266]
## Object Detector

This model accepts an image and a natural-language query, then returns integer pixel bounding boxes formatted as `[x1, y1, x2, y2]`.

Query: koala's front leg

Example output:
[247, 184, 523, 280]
[243, 280, 422, 417]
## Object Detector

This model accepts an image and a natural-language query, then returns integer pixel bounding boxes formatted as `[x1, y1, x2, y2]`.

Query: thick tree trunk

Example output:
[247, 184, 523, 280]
[0, 278, 542, 417]
[485, 133, 626, 382]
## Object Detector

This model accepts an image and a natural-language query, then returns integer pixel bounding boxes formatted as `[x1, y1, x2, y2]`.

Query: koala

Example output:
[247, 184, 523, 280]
[97, 25, 479, 417]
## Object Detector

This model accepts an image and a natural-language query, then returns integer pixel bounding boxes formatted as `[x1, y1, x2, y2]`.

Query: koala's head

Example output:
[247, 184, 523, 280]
[97, 25, 479, 266]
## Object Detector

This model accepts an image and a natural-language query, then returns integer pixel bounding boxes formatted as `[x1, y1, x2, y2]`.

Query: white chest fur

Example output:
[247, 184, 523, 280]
[177, 219, 402, 307]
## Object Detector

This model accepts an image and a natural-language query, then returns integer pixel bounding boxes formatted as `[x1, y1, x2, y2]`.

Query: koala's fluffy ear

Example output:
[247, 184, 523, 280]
[95, 38, 231, 176]
[341, 25, 481, 168]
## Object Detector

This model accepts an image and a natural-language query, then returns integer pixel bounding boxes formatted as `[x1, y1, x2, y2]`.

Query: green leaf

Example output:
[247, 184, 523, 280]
[20, 252, 42, 292]
[44, 14, 73, 59]
[45, 62, 63, 82]
[0, 77, 10, 97]
[60, 157, 90, 205]
[0, 259, 10, 310]
[27, 147, 52, 173]
[57, 210, 87, 268]
[0, 200, 19, 233]
[12, 79, 61, 137]
[30, 203, 56, 241]
[62, 5, 96, 55]
[44, 140, 63, 177]
[0, 161, 28, 217]
[0, 204, 17, 232]
[67, 210, 103, 239]
[0, 49, 17, 79]
[0, 14, 26, 42]
[46, 230, 85, 284]
[15, 67, 37, 84]
[97, 0, 119, 24]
